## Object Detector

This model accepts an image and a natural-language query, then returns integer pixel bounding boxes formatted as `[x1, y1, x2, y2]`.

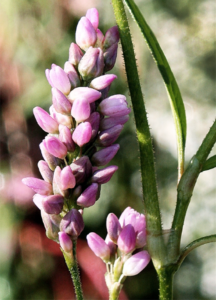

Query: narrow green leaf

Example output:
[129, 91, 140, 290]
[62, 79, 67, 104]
[201, 155, 216, 172]
[124, 0, 187, 180]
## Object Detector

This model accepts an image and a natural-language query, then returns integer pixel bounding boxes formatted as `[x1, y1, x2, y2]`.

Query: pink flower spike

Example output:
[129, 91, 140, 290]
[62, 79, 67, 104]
[91, 165, 118, 184]
[72, 122, 92, 147]
[106, 213, 121, 243]
[75, 17, 97, 51]
[64, 61, 80, 89]
[90, 74, 117, 90]
[68, 87, 101, 104]
[59, 124, 75, 152]
[91, 144, 120, 166]
[52, 88, 72, 115]
[122, 251, 151, 276]
[87, 232, 110, 262]
[103, 26, 120, 50]
[86, 8, 99, 30]
[22, 177, 52, 196]
[33, 107, 59, 134]
[59, 232, 73, 253]
[117, 224, 136, 254]
[69, 43, 83, 67]
[77, 183, 98, 208]
[60, 209, 84, 240]
[49, 65, 71, 95]
[42, 194, 64, 215]
[61, 166, 76, 190]
[38, 160, 54, 183]
[71, 98, 91, 122]
[45, 136, 68, 159]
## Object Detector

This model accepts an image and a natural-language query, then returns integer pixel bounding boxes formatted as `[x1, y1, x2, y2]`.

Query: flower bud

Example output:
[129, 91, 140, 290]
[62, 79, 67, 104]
[38, 160, 54, 183]
[119, 207, 132, 227]
[99, 95, 131, 117]
[70, 156, 92, 184]
[122, 251, 151, 276]
[59, 232, 73, 253]
[86, 112, 100, 140]
[91, 144, 120, 166]
[103, 26, 119, 50]
[97, 125, 123, 147]
[75, 17, 97, 51]
[87, 232, 110, 262]
[105, 235, 117, 257]
[69, 43, 83, 67]
[78, 47, 104, 81]
[77, 183, 98, 207]
[39, 140, 60, 171]
[60, 209, 84, 239]
[91, 165, 118, 184]
[46, 64, 71, 95]
[22, 177, 52, 196]
[86, 8, 99, 30]
[61, 166, 76, 190]
[52, 166, 63, 195]
[68, 87, 101, 104]
[49, 105, 73, 129]
[117, 224, 136, 254]
[52, 88, 72, 115]
[71, 98, 91, 122]
[90, 74, 117, 90]
[41, 210, 61, 241]
[106, 213, 121, 243]
[95, 29, 104, 48]
[72, 122, 92, 147]
[59, 124, 75, 152]
[45, 136, 68, 159]
[42, 194, 64, 215]
[104, 43, 118, 72]
[64, 61, 80, 89]
[33, 107, 59, 134]
[100, 115, 129, 130]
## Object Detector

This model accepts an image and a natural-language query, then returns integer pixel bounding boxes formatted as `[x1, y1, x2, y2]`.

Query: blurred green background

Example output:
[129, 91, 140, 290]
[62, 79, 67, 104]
[0, 0, 215, 299]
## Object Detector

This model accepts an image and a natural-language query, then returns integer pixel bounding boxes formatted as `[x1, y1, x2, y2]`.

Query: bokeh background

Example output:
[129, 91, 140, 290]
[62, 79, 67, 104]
[0, 0, 215, 299]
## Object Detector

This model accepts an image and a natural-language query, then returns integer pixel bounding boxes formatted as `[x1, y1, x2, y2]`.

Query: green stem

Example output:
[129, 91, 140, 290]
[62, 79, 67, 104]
[157, 267, 175, 300]
[111, 0, 165, 266]
[63, 241, 83, 300]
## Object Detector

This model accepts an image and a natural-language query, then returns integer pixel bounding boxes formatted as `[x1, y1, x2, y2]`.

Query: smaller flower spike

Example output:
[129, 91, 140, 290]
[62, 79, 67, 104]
[75, 17, 97, 51]
[87, 232, 110, 262]
[33, 107, 59, 134]
[122, 251, 151, 276]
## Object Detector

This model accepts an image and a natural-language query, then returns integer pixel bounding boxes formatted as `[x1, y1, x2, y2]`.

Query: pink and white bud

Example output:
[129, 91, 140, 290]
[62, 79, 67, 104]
[38, 160, 54, 183]
[60, 209, 84, 239]
[72, 122, 92, 147]
[103, 26, 120, 50]
[39, 140, 60, 171]
[33, 194, 45, 210]
[78, 47, 104, 81]
[77, 183, 98, 207]
[61, 166, 76, 190]
[122, 251, 151, 276]
[42, 194, 64, 215]
[52, 166, 64, 196]
[70, 156, 92, 184]
[71, 98, 91, 122]
[117, 224, 136, 254]
[99, 95, 131, 117]
[68, 87, 101, 104]
[90, 74, 117, 90]
[106, 213, 121, 243]
[97, 125, 123, 147]
[33, 107, 59, 134]
[59, 124, 75, 152]
[69, 43, 83, 67]
[22, 177, 52, 196]
[75, 17, 97, 51]
[44, 136, 67, 159]
[87, 232, 110, 262]
[86, 8, 99, 30]
[64, 61, 80, 89]
[91, 165, 118, 184]
[104, 43, 118, 72]
[100, 115, 129, 130]
[91, 144, 120, 166]
[41, 210, 61, 241]
[46, 64, 71, 95]
[86, 112, 100, 140]
[49, 105, 73, 129]
[52, 88, 72, 115]
[59, 232, 73, 253]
